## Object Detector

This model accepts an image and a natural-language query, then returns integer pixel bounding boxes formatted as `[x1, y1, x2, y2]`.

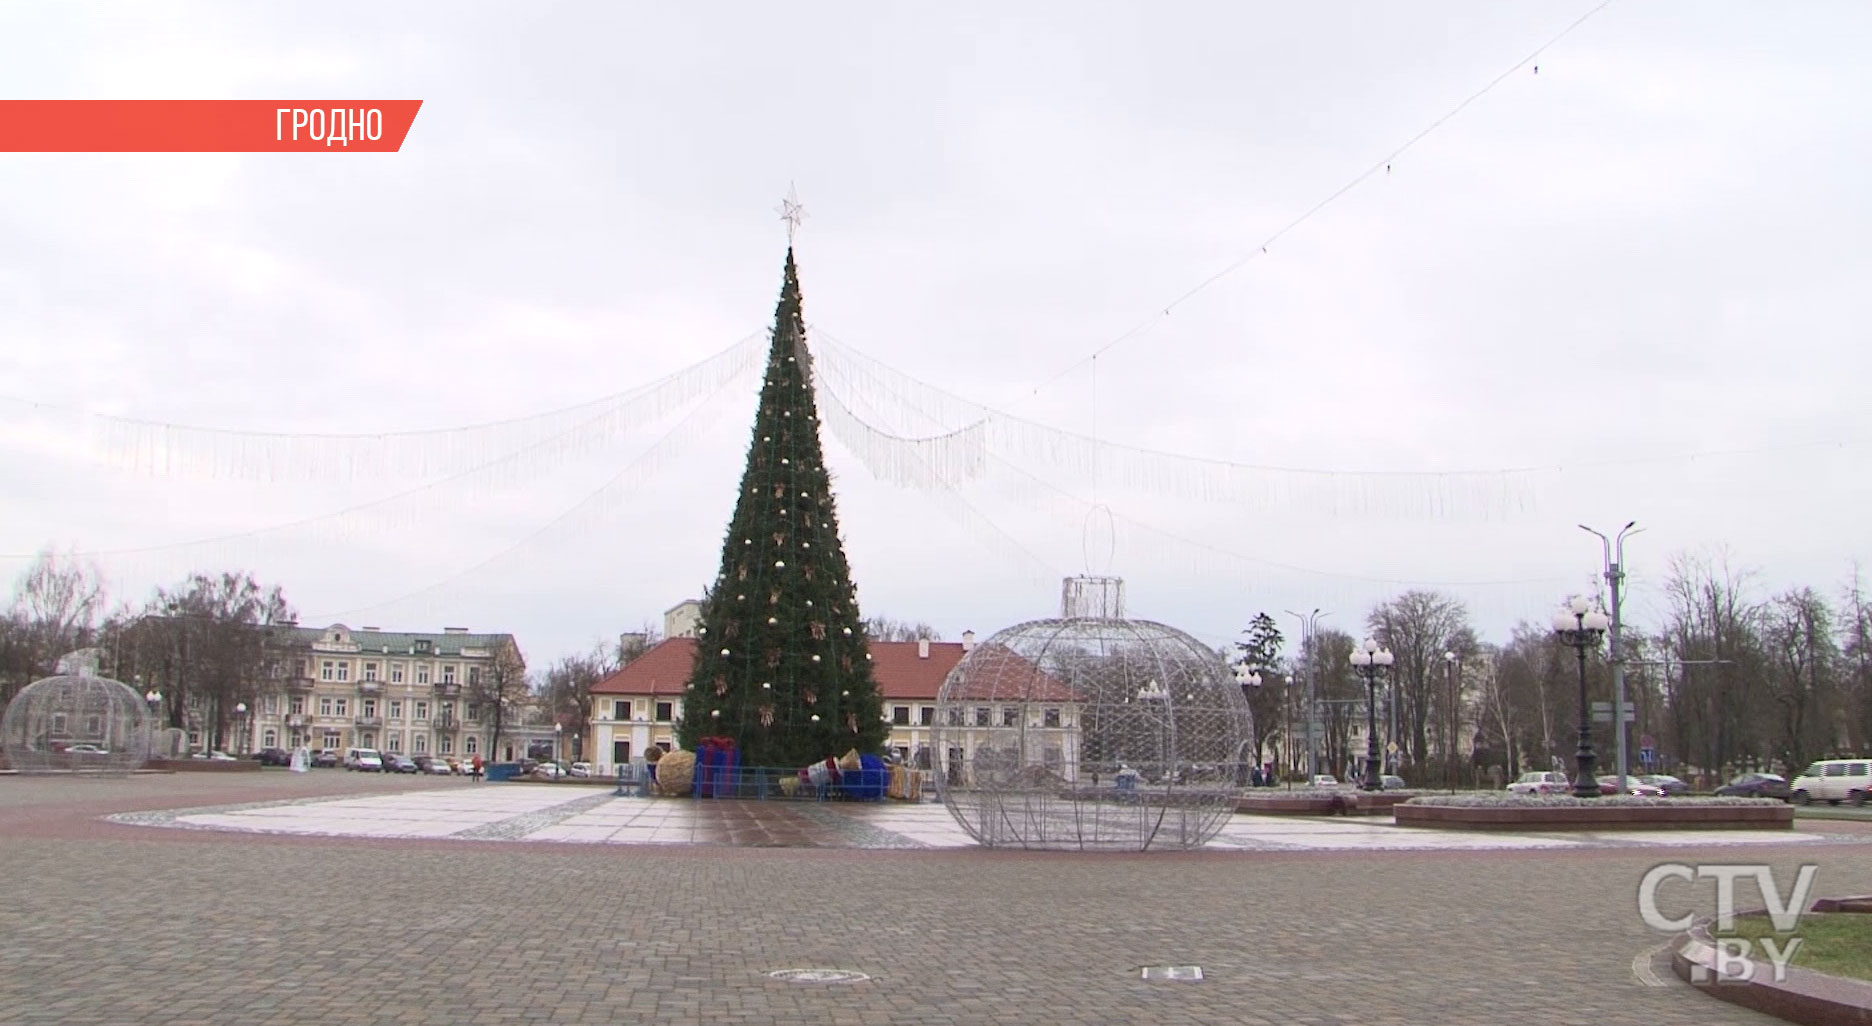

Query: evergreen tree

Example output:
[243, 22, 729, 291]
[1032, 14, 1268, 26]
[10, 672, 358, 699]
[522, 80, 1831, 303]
[677, 248, 886, 765]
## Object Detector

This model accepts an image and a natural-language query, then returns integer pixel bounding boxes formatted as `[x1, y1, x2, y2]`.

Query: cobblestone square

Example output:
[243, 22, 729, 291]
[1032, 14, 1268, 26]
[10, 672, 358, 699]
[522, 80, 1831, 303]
[4, 771, 1870, 1025]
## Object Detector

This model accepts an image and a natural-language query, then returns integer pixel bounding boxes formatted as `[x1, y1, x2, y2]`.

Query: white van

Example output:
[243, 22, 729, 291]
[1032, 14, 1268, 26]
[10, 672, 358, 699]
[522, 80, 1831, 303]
[1789, 759, 1870, 806]
[343, 748, 384, 772]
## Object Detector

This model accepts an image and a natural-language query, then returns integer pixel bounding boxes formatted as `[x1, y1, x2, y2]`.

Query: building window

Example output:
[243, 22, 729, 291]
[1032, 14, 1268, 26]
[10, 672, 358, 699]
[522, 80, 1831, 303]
[920, 706, 934, 726]
[361, 699, 377, 718]
[892, 706, 910, 726]
[655, 701, 673, 722]
[323, 731, 340, 750]
[388, 700, 402, 720]
[334, 698, 349, 717]
[336, 662, 350, 682]
[318, 697, 334, 717]
[416, 665, 431, 685]
[385, 733, 400, 753]
[263, 696, 278, 715]
[441, 702, 455, 722]
[263, 730, 277, 748]
[1043, 707, 1061, 728]
[974, 707, 990, 727]
[442, 665, 457, 685]
[390, 663, 405, 684]
[946, 707, 963, 726]
[289, 696, 305, 715]
[320, 660, 337, 682]
[439, 735, 453, 754]
[469, 666, 482, 686]
[414, 701, 429, 721]
[613, 700, 630, 721]
[465, 736, 478, 754]
[465, 705, 479, 724]
[1002, 707, 1019, 727]
[413, 734, 427, 753]
[363, 662, 378, 681]
[299, 658, 309, 676]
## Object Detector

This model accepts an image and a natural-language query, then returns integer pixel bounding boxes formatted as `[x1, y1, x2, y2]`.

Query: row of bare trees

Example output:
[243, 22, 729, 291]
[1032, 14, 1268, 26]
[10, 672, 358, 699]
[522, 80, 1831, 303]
[1238, 551, 1872, 787]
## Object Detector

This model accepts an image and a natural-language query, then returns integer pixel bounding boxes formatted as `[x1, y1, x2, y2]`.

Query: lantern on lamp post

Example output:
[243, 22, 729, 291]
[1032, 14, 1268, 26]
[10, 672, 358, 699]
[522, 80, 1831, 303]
[1552, 596, 1611, 799]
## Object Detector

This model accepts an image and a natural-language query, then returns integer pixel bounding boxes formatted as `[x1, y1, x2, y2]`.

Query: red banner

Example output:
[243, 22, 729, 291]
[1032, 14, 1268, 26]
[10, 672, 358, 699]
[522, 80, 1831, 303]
[0, 101, 423, 152]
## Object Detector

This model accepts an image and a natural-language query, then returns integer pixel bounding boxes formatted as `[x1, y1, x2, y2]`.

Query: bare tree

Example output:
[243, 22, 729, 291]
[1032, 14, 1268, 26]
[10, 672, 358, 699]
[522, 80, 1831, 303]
[1662, 549, 1766, 778]
[469, 641, 529, 763]
[1366, 590, 1472, 779]
[1761, 587, 1838, 770]
[3, 548, 106, 698]
[862, 618, 940, 642]
[134, 572, 294, 752]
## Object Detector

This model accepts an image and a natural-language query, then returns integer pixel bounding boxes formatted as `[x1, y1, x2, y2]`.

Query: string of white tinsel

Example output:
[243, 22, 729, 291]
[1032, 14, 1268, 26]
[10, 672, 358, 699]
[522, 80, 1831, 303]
[810, 331, 1538, 522]
[89, 333, 763, 483]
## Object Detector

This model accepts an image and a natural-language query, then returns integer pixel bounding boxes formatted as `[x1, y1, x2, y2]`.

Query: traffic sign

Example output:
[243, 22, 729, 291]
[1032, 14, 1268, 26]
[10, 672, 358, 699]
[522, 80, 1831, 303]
[1386, 742, 1399, 755]
[1639, 747, 1655, 764]
[1639, 734, 1656, 749]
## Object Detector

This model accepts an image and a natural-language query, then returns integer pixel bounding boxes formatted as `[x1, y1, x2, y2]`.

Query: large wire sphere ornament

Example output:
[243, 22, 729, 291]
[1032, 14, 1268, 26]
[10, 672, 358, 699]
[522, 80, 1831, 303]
[1, 659, 152, 776]
[932, 578, 1252, 850]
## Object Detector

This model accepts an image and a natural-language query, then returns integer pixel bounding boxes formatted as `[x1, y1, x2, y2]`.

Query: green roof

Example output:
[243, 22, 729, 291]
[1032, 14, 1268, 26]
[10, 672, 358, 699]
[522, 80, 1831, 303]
[278, 624, 517, 660]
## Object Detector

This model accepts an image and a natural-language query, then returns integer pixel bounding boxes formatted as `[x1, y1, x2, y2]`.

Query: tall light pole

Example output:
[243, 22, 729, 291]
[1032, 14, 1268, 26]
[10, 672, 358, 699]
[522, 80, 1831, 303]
[1232, 662, 1261, 786]
[1581, 522, 1641, 790]
[1552, 596, 1610, 798]
[1443, 650, 1459, 788]
[235, 702, 248, 755]
[1285, 608, 1326, 778]
[1349, 639, 1394, 791]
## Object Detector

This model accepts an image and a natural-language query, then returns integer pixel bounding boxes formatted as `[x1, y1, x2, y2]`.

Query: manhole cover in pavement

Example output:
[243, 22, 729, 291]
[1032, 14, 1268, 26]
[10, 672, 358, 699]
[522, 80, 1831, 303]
[1141, 965, 1203, 981]
[767, 969, 871, 984]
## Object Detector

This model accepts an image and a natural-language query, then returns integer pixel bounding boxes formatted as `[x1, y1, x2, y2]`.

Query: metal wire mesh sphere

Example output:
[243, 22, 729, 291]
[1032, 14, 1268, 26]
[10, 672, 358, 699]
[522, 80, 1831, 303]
[0, 669, 151, 775]
[932, 578, 1251, 850]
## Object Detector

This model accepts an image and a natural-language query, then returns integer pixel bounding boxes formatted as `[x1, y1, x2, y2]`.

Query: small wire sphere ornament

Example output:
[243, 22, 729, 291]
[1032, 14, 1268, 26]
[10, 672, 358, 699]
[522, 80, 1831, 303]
[932, 577, 1252, 851]
[0, 652, 152, 776]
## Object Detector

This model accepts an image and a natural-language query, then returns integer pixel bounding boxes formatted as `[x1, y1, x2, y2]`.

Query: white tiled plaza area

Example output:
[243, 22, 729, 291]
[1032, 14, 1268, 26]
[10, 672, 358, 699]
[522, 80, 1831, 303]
[116, 784, 1844, 852]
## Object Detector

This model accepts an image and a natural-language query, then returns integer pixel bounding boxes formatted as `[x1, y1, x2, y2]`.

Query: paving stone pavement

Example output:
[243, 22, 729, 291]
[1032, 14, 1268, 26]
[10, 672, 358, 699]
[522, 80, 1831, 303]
[4, 771, 1871, 1025]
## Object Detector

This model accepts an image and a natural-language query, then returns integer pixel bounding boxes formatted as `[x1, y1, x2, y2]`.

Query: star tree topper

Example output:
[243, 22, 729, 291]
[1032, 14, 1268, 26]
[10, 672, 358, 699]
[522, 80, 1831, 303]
[777, 184, 807, 244]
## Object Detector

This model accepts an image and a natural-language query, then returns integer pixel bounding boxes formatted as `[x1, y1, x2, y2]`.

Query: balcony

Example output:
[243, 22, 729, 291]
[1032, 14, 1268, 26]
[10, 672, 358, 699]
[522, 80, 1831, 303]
[354, 716, 384, 729]
[433, 712, 457, 731]
[357, 680, 382, 695]
[433, 682, 462, 698]
[285, 714, 310, 728]
[284, 677, 315, 693]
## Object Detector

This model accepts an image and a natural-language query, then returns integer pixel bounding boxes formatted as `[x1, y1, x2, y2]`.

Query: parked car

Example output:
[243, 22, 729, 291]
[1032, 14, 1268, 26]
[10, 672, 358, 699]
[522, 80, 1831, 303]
[191, 750, 237, 761]
[1716, 772, 1791, 800]
[344, 748, 384, 772]
[1598, 775, 1664, 797]
[1309, 774, 1340, 788]
[383, 754, 418, 774]
[569, 762, 593, 778]
[65, 743, 109, 756]
[1639, 774, 1689, 796]
[1379, 774, 1408, 791]
[1789, 759, 1871, 806]
[254, 747, 291, 767]
[1508, 771, 1570, 795]
[532, 762, 566, 780]
[311, 749, 339, 768]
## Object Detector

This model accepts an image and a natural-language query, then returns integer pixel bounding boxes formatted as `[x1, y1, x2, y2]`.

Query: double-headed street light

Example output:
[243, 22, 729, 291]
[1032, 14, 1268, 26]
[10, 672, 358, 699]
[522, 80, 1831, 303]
[1552, 596, 1611, 799]
[1233, 663, 1262, 786]
[1348, 639, 1394, 792]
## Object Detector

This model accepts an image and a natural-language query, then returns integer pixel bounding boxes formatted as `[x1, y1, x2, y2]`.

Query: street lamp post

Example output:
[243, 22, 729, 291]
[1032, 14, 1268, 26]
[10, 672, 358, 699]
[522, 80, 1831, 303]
[1552, 596, 1611, 798]
[1581, 522, 1641, 790]
[1349, 639, 1394, 792]
[1232, 663, 1262, 786]
[235, 702, 248, 756]
[1284, 608, 1326, 778]
[1443, 651, 1459, 788]
[554, 722, 563, 765]
[143, 685, 160, 759]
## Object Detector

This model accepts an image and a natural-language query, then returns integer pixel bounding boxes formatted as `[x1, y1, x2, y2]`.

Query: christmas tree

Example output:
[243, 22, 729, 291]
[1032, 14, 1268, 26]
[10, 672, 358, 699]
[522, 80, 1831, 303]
[677, 248, 887, 766]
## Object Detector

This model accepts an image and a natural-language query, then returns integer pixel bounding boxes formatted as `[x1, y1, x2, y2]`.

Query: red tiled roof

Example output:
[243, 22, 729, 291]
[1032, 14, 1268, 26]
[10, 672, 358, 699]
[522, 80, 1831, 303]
[590, 637, 974, 701]
[941, 642, 1078, 702]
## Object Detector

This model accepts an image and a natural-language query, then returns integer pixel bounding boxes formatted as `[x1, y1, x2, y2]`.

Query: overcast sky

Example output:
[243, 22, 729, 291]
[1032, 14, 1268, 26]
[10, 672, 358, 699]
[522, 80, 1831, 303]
[3, 1, 1870, 668]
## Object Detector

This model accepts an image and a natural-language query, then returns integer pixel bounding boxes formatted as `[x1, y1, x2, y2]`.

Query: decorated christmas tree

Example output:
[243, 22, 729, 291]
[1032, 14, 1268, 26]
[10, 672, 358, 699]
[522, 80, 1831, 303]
[677, 247, 887, 766]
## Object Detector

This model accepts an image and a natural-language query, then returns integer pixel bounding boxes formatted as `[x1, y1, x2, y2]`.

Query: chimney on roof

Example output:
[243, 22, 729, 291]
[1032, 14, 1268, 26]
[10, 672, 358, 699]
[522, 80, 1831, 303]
[444, 627, 469, 634]
[918, 638, 930, 659]
[962, 630, 976, 652]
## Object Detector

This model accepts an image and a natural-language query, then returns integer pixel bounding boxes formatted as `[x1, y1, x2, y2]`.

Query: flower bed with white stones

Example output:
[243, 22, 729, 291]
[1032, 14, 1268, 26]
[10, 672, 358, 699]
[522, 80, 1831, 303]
[1395, 793, 1793, 830]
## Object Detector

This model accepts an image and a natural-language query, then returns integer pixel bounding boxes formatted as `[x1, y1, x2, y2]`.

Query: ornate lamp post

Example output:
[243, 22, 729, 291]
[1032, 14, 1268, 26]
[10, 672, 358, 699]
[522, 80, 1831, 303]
[234, 702, 248, 756]
[143, 684, 160, 758]
[1232, 663, 1261, 785]
[1552, 596, 1611, 798]
[1349, 639, 1394, 792]
[554, 722, 563, 765]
